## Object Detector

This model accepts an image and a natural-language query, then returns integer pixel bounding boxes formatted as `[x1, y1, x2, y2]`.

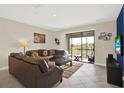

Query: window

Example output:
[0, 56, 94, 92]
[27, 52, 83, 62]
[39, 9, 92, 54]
[66, 31, 95, 62]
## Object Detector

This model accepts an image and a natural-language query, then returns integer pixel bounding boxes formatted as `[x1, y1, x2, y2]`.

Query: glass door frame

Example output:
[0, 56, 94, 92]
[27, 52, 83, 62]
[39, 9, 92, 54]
[68, 30, 95, 62]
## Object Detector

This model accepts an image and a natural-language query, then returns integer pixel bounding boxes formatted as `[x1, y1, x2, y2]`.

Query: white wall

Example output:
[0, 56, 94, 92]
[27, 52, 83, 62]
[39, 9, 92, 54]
[55, 21, 116, 66]
[0, 17, 56, 68]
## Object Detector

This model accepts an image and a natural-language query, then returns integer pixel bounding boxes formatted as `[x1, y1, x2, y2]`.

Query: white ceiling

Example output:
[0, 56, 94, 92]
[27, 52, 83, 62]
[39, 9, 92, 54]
[0, 4, 122, 31]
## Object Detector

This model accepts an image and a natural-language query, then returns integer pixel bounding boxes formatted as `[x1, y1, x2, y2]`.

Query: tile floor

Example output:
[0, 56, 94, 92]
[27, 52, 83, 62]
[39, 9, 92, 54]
[0, 63, 122, 88]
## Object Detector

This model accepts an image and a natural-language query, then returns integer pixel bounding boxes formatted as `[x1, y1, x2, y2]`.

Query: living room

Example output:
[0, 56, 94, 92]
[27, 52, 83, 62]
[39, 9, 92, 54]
[0, 3, 124, 89]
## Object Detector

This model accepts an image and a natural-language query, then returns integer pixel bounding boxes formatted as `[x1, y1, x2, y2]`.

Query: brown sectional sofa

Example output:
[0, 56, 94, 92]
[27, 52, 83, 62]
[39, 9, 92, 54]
[9, 53, 63, 88]
[26, 49, 72, 66]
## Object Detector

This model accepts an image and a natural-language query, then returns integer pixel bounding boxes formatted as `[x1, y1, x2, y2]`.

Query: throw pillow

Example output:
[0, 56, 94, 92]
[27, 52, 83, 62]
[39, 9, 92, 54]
[31, 52, 39, 57]
[38, 59, 49, 73]
[44, 60, 49, 69]
[48, 61, 55, 68]
[42, 50, 48, 56]
[12, 52, 25, 60]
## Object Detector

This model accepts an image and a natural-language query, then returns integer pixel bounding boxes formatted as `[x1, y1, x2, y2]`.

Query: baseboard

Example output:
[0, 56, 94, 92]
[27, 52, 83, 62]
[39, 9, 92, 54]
[95, 63, 106, 67]
[0, 66, 8, 71]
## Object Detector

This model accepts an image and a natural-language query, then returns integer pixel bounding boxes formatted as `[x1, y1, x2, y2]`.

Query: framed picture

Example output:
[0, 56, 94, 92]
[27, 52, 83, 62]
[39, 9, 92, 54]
[34, 33, 45, 43]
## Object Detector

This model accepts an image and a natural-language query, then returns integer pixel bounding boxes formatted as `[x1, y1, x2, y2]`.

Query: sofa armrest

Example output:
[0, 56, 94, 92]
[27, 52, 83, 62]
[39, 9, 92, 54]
[36, 66, 63, 87]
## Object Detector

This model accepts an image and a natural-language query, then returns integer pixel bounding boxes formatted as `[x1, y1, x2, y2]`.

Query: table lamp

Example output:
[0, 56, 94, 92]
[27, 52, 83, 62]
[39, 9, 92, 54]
[20, 41, 28, 54]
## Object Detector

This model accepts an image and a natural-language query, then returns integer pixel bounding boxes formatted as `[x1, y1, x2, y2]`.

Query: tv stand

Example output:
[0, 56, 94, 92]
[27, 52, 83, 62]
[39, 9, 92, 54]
[106, 54, 123, 87]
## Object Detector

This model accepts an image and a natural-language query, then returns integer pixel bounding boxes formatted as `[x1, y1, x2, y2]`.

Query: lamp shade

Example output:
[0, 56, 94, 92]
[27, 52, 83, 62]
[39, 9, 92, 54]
[20, 41, 28, 47]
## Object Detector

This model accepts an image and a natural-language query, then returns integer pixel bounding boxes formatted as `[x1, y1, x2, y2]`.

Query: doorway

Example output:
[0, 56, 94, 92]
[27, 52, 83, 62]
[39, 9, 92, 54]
[67, 30, 95, 63]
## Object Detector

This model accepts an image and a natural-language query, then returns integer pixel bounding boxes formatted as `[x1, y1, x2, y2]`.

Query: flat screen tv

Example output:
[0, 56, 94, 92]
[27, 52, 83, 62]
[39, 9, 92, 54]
[115, 35, 122, 55]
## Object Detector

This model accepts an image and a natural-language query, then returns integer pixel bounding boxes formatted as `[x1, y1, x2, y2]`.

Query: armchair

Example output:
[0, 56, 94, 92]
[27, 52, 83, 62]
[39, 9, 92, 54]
[87, 50, 94, 64]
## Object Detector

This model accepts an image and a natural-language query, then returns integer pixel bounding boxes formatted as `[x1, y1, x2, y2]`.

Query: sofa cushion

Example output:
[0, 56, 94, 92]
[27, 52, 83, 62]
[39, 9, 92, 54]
[10, 52, 23, 57]
[22, 56, 39, 64]
[15, 55, 25, 60]
[22, 56, 49, 73]
[11, 53, 26, 60]
[10, 53, 17, 57]
[48, 50, 55, 56]
[55, 50, 65, 55]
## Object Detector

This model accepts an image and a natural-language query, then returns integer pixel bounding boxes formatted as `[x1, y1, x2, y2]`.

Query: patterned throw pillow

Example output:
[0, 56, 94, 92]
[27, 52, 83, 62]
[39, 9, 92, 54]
[31, 52, 39, 57]
[42, 50, 48, 56]
[38, 59, 49, 73]
[48, 61, 55, 68]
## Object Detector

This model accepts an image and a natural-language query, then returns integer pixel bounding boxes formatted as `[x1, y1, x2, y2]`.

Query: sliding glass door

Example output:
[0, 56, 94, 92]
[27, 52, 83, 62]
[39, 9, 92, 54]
[87, 36, 94, 57]
[69, 32, 82, 61]
[70, 37, 82, 61]
[67, 31, 95, 63]
[83, 36, 94, 62]
[82, 36, 87, 61]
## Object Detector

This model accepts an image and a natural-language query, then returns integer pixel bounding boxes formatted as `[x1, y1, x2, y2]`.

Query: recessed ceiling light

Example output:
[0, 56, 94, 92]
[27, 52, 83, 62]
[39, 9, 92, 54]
[31, 4, 41, 8]
[53, 14, 57, 17]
